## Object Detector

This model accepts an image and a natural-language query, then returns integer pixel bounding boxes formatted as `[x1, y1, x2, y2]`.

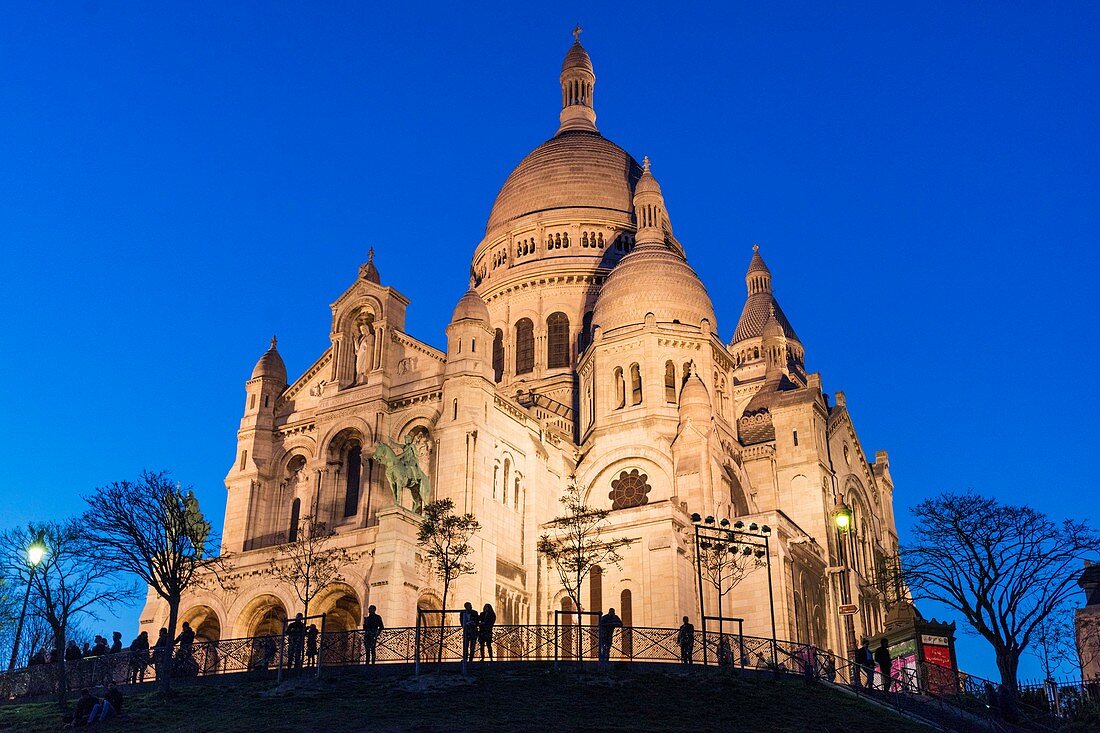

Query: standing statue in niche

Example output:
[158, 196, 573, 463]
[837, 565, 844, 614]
[354, 318, 375, 384]
[372, 435, 432, 513]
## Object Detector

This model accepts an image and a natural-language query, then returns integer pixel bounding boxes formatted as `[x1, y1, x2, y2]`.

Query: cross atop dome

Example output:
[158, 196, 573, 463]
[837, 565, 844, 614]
[573, 24, 582, 42]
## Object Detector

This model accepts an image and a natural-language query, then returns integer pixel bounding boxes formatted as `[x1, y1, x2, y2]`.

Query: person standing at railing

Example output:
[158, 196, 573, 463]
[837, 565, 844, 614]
[460, 602, 480, 663]
[128, 631, 150, 684]
[853, 640, 874, 689]
[874, 639, 892, 692]
[305, 624, 319, 667]
[286, 614, 306, 670]
[478, 603, 496, 661]
[175, 622, 196, 676]
[109, 631, 122, 654]
[153, 628, 170, 680]
[676, 617, 695, 665]
[363, 605, 385, 665]
[717, 635, 733, 668]
[597, 608, 623, 665]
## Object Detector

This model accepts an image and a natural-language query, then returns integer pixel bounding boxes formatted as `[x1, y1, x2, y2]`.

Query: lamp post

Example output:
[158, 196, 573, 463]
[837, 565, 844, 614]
[691, 513, 776, 667]
[8, 530, 47, 671]
[832, 503, 858, 659]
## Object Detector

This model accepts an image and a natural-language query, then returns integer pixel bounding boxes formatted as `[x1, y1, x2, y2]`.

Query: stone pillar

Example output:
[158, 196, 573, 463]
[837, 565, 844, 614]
[370, 506, 424, 628]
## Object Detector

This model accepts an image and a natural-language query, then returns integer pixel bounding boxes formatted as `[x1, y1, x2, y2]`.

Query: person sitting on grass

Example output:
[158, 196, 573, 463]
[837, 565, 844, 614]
[64, 688, 97, 728]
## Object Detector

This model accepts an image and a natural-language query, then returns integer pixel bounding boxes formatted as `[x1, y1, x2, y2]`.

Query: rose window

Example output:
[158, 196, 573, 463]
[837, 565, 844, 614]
[609, 469, 651, 510]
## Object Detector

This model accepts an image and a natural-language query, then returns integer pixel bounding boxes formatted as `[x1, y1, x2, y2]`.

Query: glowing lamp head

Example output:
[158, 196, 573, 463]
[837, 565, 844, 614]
[27, 535, 47, 566]
[834, 505, 853, 532]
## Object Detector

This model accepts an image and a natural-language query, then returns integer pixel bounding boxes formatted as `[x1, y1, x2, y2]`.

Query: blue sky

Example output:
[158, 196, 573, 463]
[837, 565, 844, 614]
[1, 2, 1097, 682]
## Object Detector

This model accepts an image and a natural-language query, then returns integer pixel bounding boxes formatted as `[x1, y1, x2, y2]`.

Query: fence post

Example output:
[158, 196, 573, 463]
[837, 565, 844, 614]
[553, 611, 559, 671]
[414, 611, 421, 678]
[277, 618, 286, 684]
[316, 613, 326, 679]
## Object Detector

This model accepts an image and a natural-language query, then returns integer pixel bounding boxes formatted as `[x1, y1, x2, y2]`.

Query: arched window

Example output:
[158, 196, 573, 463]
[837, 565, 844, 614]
[452, 399, 458, 420]
[344, 443, 362, 518]
[590, 565, 603, 623]
[515, 318, 534, 374]
[579, 311, 594, 352]
[546, 312, 570, 369]
[664, 361, 676, 403]
[492, 464, 499, 499]
[630, 363, 642, 405]
[288, 498, 301, 543]
[502, 459, 511, 505]
[613, 367, 625, 410]
[492, 329, 504, 382]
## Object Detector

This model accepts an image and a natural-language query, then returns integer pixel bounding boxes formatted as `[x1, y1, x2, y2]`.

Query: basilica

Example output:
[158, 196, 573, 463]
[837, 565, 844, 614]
[141, 33, 900, 658]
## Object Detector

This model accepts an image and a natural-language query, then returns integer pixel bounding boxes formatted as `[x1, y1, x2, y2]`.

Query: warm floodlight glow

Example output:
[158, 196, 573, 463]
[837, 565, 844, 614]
[834, 504, 853, 531]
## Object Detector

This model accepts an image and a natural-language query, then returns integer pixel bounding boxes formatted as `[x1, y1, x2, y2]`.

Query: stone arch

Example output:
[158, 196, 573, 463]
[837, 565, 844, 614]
[180, 604, 222, 643]
[238, 594, 288, 638]
[314, 583, 362, 633]
[577, 446, 674, 509]
[333, 296, 383, 335]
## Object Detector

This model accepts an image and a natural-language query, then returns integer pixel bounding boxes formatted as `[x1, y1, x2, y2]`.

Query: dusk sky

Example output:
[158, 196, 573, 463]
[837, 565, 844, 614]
[2, 2, 1097, 682]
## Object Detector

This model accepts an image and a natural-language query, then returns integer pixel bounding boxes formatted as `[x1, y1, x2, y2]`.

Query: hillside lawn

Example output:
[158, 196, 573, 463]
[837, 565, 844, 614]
[0, 665, 932, 733]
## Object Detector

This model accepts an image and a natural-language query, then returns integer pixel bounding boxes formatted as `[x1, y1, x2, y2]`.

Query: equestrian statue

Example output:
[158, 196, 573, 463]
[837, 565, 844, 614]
[372, 436, 432, 513]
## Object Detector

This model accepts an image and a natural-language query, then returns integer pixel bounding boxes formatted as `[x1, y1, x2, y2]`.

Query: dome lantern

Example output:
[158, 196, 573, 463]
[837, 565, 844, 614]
[558, 26, 597, 133]
[251, 335, 287, 384]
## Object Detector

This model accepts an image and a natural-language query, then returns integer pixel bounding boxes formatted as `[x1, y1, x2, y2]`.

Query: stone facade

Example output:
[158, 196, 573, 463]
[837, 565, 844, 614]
[140, 35, 901, 656]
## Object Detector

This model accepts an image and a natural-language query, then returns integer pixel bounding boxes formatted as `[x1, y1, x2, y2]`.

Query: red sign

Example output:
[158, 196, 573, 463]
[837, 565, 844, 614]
[923, 643, 951, 668]
[922, 643, 955, 694]
[838, 604, 859, 615]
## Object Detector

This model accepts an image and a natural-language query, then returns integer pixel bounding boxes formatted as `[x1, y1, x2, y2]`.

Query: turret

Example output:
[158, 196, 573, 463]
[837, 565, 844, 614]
[558, 26, 597, 132]
[445, 279, 494, 379]
[244, 336, 286, 427]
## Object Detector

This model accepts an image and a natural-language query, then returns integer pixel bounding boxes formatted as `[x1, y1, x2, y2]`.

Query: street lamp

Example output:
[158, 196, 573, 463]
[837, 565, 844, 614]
[690, 514, 777, 668]
[8, 530, 48, 671]
[834, 503, 853, 532]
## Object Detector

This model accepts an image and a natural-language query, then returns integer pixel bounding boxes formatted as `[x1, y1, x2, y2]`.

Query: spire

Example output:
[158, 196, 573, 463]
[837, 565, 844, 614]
[632, 156, 669, 245]
[558, 28, 597, 133]
[270, 335, 278, 350]
[746, 244, 772, 295]
[359, 247, 381, 283]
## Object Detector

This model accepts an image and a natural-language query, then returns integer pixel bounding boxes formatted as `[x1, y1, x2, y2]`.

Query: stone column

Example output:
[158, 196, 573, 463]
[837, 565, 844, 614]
[371, 506, 424, 628]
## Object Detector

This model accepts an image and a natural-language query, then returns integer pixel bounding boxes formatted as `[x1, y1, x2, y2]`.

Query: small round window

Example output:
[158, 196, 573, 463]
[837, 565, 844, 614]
[609, 469, 651, 510]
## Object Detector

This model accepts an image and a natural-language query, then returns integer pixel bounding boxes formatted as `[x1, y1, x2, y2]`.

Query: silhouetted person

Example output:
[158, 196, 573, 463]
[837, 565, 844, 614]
[305, 624, 319, 667]
[69, 688, 97, 728]
[65, 640, 82, 663]
[363, 605, 384, 665]
[286, 613, 306, 669]
[28, 648, 46, 666]
[128, 631, 150, 684]
[110, 631, 123, 654]
[175, 622, 196, 676]
[460, 602, 480, 663]
[717, 635, 733, 668]
[598, 608, 623, 664]
[854, 640, 874, 689]
[104, 684, 123, 717]
[478, 603, 496, 661]
[874, 639, 892, 691]
[676, 617, 695, 664]
[153, 628, 170, 679]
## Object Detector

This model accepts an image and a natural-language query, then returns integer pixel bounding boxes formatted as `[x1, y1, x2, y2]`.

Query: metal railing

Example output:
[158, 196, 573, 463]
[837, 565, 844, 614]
[0, 625, 1073, 730]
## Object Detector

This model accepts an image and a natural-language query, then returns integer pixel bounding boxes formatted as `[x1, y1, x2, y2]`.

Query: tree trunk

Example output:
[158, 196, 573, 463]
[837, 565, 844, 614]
[995, 649, 1020, 698]
[52, 624, 67, 711]
[439, 582, 449, 664]
[161, 597, 179, 696]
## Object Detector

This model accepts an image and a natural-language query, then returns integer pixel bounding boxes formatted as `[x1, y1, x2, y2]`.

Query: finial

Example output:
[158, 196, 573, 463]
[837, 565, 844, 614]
[643, 155, 651, 172]
[368, 246, 375, 262]
[270, 335, 278, 349]
[753, 243, 760, 253]
[573, 24, 582, 43]
[469, 274, 477, 290]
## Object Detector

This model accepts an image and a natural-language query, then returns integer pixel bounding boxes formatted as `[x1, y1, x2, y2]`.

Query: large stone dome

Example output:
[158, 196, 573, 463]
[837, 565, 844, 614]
[592, 242, 717, 334]
[485, 130, 642, 235]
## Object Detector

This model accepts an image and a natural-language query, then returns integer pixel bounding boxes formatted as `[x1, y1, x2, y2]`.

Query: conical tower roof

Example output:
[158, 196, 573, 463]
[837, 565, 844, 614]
[731, 246, 799, 345]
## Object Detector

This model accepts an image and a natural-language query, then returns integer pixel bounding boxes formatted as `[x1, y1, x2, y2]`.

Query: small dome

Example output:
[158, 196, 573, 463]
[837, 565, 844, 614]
[451, 285, 490, 323]
[747, 244, 770, 275]
[251, 336, 287, 383]
[562, 41, 593, 75]
[593, 243, 716, 333]
[635, 156, 662, 195]
[679, 369, 712, 423]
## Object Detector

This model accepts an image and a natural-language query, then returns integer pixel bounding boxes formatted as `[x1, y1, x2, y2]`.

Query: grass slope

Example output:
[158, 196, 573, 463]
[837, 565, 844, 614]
[0, 666, 932, 733]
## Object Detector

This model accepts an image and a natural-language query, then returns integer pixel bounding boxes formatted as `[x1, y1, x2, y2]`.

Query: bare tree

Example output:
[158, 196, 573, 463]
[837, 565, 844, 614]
[416, 498, 480, 660]
[0, 521, 130, 706]
[901, 492, 1098, 696]
[267, 514, 351, 619]
[537, 478, 631, 626]
[81, 470, 229, 694]
[1030, 605, 1078, 682]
